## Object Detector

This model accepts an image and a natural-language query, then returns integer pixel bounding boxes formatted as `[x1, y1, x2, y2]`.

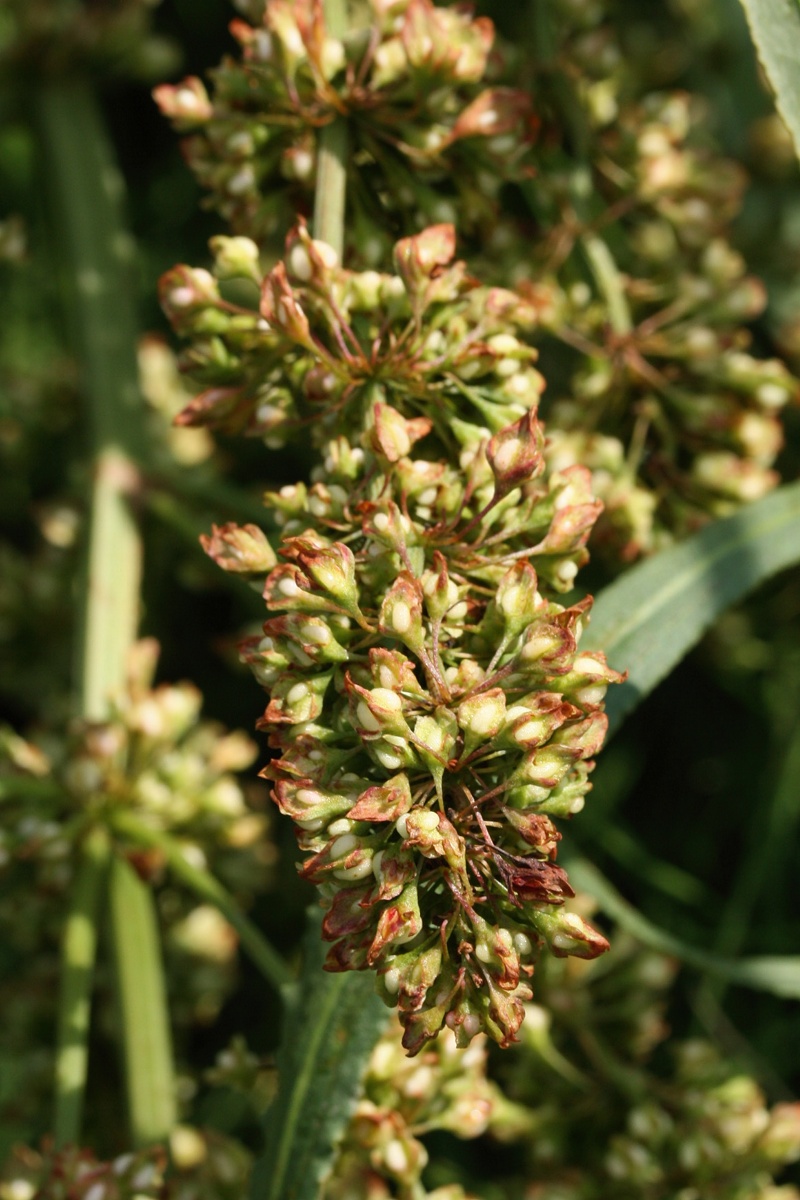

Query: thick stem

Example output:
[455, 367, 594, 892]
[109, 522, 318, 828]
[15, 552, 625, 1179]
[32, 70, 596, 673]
[312, 0, 349, 257]
[53, 827, 111, 1147]
[110, 810, 294, 996]
[109, 856, 177, 1146]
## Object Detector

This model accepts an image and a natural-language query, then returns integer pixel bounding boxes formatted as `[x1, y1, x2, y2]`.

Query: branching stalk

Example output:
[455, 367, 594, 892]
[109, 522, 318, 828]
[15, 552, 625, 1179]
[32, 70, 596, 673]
[110, 810, 294, 996]
[312, 0, 349, 257]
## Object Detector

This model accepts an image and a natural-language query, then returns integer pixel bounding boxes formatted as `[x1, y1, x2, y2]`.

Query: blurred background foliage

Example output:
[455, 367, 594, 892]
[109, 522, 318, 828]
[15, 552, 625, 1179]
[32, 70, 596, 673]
[0, 0, 799, 1193]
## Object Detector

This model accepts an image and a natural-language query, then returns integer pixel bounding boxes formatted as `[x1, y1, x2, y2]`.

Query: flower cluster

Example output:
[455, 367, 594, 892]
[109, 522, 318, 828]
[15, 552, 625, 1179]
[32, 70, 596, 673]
[154, 0, 532, 254]
[155, 0, 798, 567]
[498, 1031, 800, 1200]
[163, 221, 622, 1053]
[0, 1128, 251, 1200]
[321, 929, 800, 1199]
[0, 640, 275, 1115]
[0, 1144, 165, 1200]
[592, 1043, 800, 1199]
[485, 934, 800, 1198]
[5, 639, 271, 887]
[324, 1018, 498, 1200]
[502, 2, 799, 559]
[0, 0, 175, 80]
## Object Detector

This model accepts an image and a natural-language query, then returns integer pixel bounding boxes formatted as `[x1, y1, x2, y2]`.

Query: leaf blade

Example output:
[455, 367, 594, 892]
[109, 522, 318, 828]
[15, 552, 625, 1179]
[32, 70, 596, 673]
[567, 857, 800, 999]
[583, 480, 800, 733]
[109, 855, 177, 1146]
[251, 909, 388, 1200]
[738, 0, 800, 161]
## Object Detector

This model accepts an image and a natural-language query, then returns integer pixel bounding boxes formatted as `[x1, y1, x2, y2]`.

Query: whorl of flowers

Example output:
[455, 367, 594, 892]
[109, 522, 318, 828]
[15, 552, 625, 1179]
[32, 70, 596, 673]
[0, 1129, 252, 1200]
[0, 639, 270, 889]
[0, 0, 174, 80]
[0, 1145, 165, 1200]
[324, 1018, 497, 1199]
[322, 933, 800, 1198]
[153, 0, 533, 253]
[162, 221, 622, 1054]
[489, 8, 799, 560]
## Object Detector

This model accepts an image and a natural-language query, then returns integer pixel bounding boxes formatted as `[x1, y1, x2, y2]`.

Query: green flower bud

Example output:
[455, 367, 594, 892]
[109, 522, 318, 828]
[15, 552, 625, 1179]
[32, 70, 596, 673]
[200, 522, 276, 574]
[532, 908, 609, 959]
[209, 234, 261, 282]
[259, 670, 333, 726]
[379, 573, 427, 656]
[486, 410, 545, 498]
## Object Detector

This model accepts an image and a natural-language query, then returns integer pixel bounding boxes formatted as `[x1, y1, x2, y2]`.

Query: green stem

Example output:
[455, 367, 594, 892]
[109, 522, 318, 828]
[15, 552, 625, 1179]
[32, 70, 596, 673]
[53, 827, 111, 1147]
[110, 810, 294, 996]
[109, 855, 177, 1146]
[81, 449, 142, 717]
[312, 0, 349, 258]
[581, 231, 632, 338]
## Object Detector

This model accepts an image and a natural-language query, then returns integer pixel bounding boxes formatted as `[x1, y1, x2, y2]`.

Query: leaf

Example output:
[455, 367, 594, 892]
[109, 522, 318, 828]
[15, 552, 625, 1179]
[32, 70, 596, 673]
[583, 480, 800, 734]
[37, 80, 146, 720]
[567, 857, 800, 999]
[251, 909, 389, 1200]
[738, 0, 800, 160]
[109, 855, 177, 1146]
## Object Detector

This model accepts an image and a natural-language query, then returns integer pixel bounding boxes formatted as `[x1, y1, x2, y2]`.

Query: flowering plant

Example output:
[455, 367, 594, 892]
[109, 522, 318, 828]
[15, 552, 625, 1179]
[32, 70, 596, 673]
[2, 0, 800, 1196]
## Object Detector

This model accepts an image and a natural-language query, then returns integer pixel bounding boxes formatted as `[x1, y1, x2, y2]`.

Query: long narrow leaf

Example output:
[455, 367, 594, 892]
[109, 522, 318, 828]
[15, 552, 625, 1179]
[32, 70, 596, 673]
[251, 909, 388, 1200]
[738, 0, 800, 160]
[109, 856, 176, 1146]
[36, 80, 145, 720]
[568, 857, 800, 999]
[583, 480, 800, 733]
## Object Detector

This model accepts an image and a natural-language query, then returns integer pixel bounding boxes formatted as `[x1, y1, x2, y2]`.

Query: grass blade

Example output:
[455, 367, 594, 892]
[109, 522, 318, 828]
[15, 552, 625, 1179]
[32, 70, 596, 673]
[36, 80, 145, 721]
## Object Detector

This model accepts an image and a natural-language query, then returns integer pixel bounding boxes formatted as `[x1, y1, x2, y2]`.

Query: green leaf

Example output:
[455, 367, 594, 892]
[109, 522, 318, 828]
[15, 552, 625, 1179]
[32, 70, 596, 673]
[567, 857, 800, 999]
[583, 480, 800, 734]
[738, 0, 800, 161]
[36, 80, 145, 720]
[251, 909, 388, 1200]
[109, 855, 177, 1147]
